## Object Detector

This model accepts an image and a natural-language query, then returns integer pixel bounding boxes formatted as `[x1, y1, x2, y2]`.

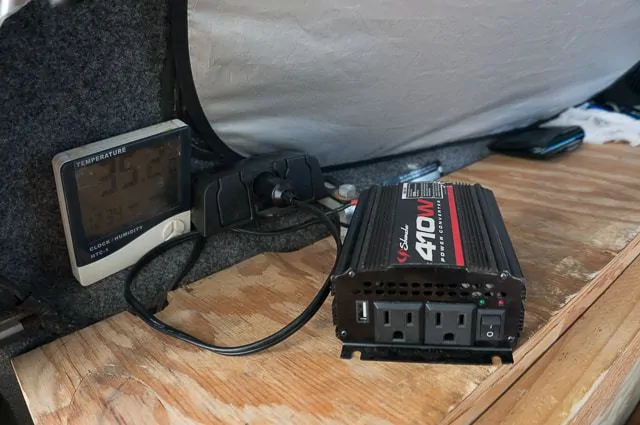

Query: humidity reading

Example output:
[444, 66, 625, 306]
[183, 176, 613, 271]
[74, 138, 181, 240]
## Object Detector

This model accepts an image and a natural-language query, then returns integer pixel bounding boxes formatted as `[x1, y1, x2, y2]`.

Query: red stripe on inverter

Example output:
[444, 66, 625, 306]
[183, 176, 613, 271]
[447, 185, 465, 266]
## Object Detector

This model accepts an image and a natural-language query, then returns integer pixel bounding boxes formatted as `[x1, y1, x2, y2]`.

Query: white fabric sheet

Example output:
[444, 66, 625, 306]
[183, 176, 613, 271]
[188, 0, 640, 165]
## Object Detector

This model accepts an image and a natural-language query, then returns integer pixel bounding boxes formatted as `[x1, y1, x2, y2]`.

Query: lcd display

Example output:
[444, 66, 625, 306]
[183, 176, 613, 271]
[74, 138, 181, 241]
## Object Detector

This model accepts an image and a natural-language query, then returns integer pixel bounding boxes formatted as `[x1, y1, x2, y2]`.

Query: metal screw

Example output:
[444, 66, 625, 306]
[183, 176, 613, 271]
[339, 330, 348, 338]
[348, 271, 356, 278]
[500, 271, 510, 280]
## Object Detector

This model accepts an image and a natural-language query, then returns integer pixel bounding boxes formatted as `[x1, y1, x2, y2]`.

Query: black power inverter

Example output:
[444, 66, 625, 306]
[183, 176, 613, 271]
[331, 182, 526, 364]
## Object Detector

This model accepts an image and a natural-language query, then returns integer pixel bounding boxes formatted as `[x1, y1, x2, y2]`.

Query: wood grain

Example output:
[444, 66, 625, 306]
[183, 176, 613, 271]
[14, 241, 495, 425]
[12, 144, 640, 425]
[442, 234, 640, 425]
[567, 331, 640, 425]
[476, 254, 640, 425]
[442, 146, 640, 424]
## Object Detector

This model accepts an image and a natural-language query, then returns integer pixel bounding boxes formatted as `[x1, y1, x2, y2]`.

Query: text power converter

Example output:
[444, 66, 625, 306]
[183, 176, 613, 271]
[331, 182, 526, 364]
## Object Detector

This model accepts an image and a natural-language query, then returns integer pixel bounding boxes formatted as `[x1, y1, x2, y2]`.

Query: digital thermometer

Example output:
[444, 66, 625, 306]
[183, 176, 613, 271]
[53, 120, 192, 286]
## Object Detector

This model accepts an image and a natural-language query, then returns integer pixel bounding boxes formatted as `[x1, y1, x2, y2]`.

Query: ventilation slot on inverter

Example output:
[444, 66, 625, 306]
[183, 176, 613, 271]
[351, 281, 507, 300]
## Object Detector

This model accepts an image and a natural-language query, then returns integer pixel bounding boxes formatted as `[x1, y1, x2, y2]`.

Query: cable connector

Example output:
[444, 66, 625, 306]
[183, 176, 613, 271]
[191, 152, 326, 237]
[253, 173, 296, 207]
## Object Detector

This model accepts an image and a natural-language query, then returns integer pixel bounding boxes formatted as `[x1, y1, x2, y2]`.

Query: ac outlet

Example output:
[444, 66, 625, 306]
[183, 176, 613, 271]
[373, 301, 422, 344]
[425, 302, 476, 346]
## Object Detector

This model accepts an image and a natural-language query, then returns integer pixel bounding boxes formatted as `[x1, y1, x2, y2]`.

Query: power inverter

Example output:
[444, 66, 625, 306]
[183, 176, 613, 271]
[331, 182, 526, 364]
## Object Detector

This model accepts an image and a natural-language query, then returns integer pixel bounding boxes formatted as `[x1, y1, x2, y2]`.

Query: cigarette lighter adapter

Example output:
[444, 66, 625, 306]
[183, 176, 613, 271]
[191, 151, 326, 237]
[332, 182, 526, 364]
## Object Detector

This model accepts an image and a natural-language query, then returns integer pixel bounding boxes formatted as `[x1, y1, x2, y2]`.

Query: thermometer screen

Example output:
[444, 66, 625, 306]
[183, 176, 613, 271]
[74, 138, 181, 241]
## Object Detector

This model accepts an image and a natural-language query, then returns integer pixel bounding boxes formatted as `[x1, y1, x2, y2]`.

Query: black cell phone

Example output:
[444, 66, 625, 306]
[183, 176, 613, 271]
[489, 126, 584, 159]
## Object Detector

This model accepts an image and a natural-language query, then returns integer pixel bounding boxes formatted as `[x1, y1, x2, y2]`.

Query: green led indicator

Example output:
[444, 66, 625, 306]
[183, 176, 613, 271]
[479, 299, 486, 306]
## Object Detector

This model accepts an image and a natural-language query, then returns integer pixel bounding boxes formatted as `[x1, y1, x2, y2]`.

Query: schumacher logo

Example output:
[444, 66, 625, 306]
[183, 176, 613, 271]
[397, 224, 411, 263]
[397, 249, 410, 263]
[416, 198, 437, 262]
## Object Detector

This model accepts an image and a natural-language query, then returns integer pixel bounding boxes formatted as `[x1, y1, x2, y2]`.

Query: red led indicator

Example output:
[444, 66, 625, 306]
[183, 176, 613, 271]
[498, 299, 505, 307]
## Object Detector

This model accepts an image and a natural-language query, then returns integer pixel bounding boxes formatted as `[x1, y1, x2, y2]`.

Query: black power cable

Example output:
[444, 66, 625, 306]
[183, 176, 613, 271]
[231, 202, 352, 236]
[147, 232, 207, 314]
[124, 199, 342, 356]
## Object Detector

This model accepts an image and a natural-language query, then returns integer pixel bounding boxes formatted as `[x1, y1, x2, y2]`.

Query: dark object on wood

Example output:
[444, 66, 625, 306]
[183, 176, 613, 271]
[333, 182, 524, 363]
[489, 126, 584, 159]
[191, 152, 326, 237]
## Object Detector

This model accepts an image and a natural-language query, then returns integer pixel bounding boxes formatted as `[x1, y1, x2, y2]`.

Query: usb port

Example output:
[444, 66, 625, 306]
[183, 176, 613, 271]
[356, 300, 369, 323]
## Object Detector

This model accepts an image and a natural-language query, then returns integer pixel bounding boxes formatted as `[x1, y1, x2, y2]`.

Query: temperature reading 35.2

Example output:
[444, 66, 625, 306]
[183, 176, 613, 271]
[74, 138, 181, 241]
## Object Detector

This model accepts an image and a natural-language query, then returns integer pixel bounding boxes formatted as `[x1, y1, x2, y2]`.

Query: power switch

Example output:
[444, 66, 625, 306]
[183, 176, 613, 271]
[476, 309, 505, 342]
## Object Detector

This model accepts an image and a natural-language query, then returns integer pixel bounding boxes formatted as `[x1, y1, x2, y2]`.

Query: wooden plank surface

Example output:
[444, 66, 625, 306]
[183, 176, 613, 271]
[441, 145, 640, 424]
[12, 144, 640, 425]
[444, 235, 640, 425]
[476, 254, 640, 425]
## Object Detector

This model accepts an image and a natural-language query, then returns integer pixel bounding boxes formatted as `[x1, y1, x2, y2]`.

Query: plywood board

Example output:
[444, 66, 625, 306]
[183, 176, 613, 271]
[442, 145, 640, 424]
[476, 256, 640, 425]
[12, 144, 640, 425]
